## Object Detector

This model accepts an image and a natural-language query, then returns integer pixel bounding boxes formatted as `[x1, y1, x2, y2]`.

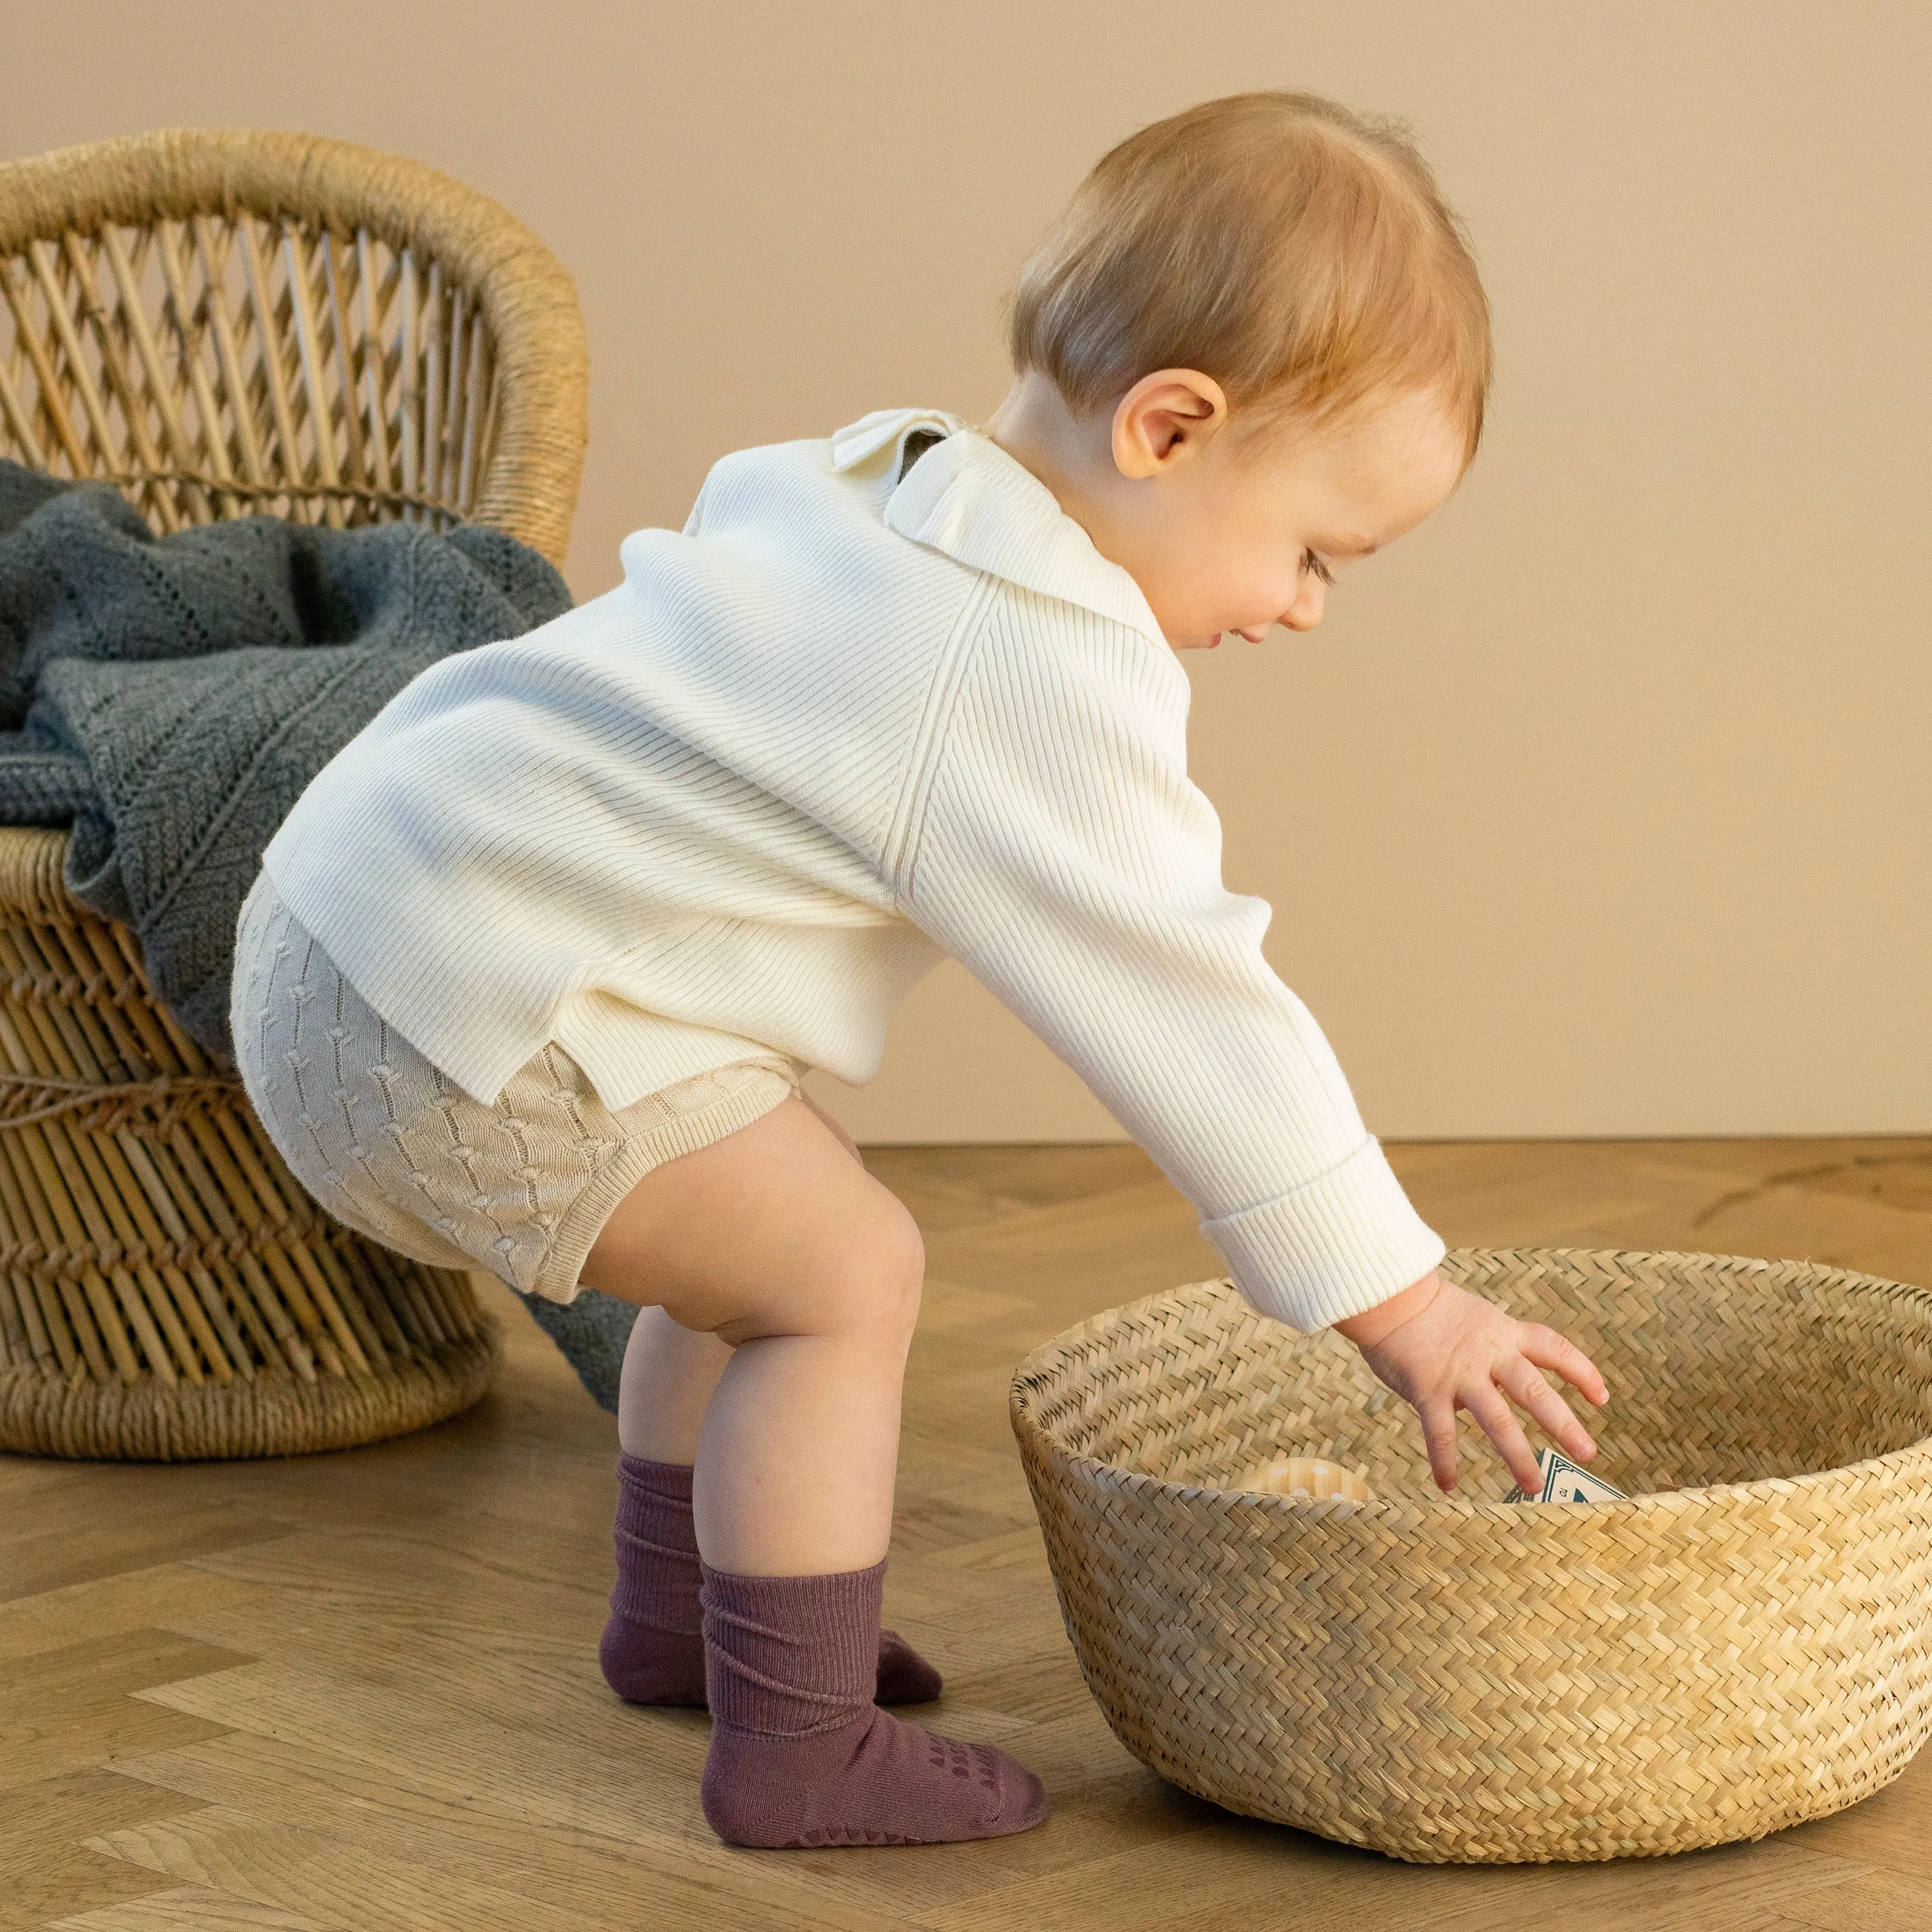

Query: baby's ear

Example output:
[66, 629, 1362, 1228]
[1112, 370, 1229, 477]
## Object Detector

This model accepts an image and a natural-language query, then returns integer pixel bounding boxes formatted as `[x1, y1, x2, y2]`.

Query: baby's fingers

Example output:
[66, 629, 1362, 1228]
[1520, 1323, 1608, 1407]
[1500, 1361, 1597, 1465]
[1419, 1400, 1461, 1492]
[1465, 1385, 1543, 1496]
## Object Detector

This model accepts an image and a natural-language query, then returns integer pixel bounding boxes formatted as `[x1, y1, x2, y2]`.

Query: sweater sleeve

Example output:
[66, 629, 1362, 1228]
[892, 609, 1445, 1331]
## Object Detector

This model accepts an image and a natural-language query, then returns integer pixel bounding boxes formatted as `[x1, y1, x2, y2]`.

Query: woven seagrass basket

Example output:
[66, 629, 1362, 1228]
[0, 128, 591, 1458]
[1011, 1248, 1932, 1864]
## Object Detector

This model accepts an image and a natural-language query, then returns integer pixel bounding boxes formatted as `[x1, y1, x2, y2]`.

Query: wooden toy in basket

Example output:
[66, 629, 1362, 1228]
[0, 128, 590, 1458]
[1011, 1248, 1932, 1863]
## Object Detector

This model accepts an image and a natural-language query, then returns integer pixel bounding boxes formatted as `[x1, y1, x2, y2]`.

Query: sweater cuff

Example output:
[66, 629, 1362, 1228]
[1198, 1137, 1447, 1333]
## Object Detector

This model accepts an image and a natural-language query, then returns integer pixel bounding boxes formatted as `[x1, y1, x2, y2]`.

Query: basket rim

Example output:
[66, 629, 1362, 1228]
[0, 825, 132, 931]
[0, 126, 589, 565]
[1009, 1246, 1932, 1520]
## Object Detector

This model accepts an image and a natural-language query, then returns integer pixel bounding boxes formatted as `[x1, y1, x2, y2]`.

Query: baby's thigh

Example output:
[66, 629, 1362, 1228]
[580, 1094, 923, 1341]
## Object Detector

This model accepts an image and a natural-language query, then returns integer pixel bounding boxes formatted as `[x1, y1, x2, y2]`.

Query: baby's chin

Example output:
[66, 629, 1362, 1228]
[1166, 625, 1269, 651]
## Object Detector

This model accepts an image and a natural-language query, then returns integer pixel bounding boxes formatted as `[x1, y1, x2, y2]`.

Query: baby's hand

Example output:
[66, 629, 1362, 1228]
[1333, 1271, 1607, 1494]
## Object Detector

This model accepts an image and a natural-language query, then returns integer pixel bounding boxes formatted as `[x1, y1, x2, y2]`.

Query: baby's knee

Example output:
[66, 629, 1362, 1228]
[862, 1193, 926, 1334]
[805, 1187, 925, 1343]
[726, 1183, 924, 1348]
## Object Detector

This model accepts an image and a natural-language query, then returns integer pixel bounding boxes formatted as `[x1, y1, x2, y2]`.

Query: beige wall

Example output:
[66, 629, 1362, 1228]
[13, 3, 1932, 1140]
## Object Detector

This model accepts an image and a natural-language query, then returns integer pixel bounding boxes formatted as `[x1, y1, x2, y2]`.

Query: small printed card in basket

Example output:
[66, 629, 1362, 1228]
[1507, 1447, 1628, 1503]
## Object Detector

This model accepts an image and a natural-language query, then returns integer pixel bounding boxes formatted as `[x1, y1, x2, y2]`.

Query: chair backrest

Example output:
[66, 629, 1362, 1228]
[0, 128, 588, 565]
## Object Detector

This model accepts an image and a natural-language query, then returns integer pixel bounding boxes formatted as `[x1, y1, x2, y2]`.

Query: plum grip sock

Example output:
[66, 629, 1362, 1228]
[600, 1455, 709, 1706]
[698, 1560, 1049, 1848]
[600, 1456, 942, 1708]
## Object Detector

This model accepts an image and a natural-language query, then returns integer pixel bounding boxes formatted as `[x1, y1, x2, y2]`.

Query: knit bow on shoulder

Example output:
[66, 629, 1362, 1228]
[828, 408, 968, 476]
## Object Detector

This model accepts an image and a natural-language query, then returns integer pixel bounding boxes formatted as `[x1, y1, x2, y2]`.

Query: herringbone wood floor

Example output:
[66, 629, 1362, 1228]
[7, 1137, 1932, 1931]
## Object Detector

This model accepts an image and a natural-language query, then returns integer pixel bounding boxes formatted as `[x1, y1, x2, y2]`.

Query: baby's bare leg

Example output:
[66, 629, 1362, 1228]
[583, 1094, 920, 1573]
[612, 1083, 863, 1465]
[616, 1308, 732, 1464]
[596, 1313, 761, 1708]
[577, 1095, 1045, 1846]
[589, 1112, 939, 1709]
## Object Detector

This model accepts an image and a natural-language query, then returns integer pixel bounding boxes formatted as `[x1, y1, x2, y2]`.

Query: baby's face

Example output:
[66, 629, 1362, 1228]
[1135, 387, 1468, 651]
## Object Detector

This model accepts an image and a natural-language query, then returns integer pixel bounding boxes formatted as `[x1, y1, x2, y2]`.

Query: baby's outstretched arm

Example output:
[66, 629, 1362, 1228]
[1335, 1274, 1608, 1494]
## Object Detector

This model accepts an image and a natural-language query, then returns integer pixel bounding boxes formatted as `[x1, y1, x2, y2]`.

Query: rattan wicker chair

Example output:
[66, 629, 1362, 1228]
[0, 128, 589, 1458]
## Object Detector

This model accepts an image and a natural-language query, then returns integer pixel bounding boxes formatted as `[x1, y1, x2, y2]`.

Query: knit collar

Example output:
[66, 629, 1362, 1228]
[830, 408, 1168, 649]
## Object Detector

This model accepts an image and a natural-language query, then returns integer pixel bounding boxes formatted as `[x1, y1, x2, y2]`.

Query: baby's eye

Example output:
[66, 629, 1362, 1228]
[1301, 548, 1336, 588]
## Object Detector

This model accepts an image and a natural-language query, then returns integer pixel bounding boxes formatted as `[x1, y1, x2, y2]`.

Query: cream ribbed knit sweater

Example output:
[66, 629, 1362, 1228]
[261, 407, 1444, 1329]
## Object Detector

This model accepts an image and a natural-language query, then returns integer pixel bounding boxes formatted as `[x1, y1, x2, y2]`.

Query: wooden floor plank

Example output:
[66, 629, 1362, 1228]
[0, 1772, 196, 1932]
[0, 1628, 254, 1800]
[0, 1629, 255, 1714]
[180, 1523, 612, 1637]
[126, 1659, 1027, 1923]
[106, 1733, 898, 1932]
[0, 1503, 289, 1607]
[130, 1657, 711, 1838]
[1770, 1867, 1932, 1932]
[82, 1803, 674, 1932]
[6, 1134, 1931, 1927]
[0, 1562, 268, 1674]
[46, 1889, 338, 1931]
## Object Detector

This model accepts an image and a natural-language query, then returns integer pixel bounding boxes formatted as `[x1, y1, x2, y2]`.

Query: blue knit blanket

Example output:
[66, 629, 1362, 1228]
[0, 461, 635, 1411]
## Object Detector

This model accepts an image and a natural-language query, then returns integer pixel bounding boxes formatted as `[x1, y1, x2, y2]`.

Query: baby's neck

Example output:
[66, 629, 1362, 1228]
[983, 374, 1115, 536]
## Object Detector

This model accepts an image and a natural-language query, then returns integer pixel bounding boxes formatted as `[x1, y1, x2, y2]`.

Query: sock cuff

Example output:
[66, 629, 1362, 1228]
[699, 1561, 887, 1736]
[610, 1455, 701, 1625]
[616, 1453, 695, 1503]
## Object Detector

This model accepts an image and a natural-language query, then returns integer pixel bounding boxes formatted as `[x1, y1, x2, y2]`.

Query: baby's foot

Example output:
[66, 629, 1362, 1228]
[697, 1558, 1044, 1848]
[876, 1627, 943, 1704]
[701, 1706, 1047, 1848]
[599, 1609, 708, 1708]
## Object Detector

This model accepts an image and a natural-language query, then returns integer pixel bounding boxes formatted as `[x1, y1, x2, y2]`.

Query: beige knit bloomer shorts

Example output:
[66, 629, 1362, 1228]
[230, 870, 800, 1305]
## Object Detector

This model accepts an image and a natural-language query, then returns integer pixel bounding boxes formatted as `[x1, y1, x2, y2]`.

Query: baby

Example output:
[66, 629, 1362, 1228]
[231, 90, 1606, 1850]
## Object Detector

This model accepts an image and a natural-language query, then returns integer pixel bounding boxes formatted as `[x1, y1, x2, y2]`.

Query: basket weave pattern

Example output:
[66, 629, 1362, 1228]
[0, 826, 500, 1460]
[0, 127, 588, 563]
[1011, 1249, 1932, 1863]
[0, 128, 591, 1458]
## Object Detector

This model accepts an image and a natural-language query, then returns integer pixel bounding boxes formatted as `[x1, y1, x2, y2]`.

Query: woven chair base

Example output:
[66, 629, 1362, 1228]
[0, 826, 508, 1464]
[1012, 1249, 1932, 1864]
[1, 1320, 499, 1461]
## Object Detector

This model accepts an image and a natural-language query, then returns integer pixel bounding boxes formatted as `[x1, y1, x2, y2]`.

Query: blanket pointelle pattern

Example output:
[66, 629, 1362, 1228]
[0, 460, 571, 1061]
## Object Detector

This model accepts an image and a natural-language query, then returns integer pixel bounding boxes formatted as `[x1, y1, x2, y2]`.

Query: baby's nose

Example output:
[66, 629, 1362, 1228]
[1280, 584, 1327, 632]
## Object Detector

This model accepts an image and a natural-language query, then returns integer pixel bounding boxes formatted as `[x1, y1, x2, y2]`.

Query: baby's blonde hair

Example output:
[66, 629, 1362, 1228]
[1008, 92, 1492, 462]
